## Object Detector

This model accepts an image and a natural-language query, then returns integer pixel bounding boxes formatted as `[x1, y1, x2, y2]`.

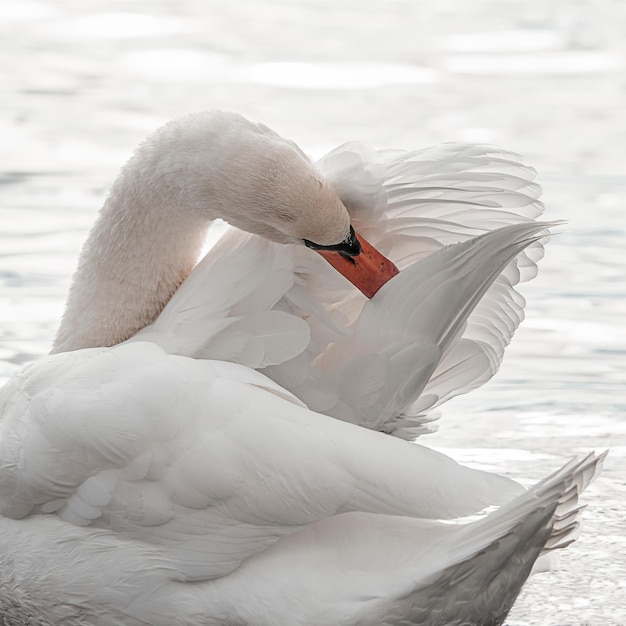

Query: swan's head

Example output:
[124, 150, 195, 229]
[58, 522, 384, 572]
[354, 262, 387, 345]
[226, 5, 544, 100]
[197, 114, 359, 252]
[147, 112, 398, 297]
[227, 139, 356, 252]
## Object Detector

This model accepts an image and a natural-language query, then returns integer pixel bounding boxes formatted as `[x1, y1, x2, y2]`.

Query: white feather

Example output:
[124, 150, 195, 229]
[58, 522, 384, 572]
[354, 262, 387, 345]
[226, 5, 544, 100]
[0, 112, 602, 625]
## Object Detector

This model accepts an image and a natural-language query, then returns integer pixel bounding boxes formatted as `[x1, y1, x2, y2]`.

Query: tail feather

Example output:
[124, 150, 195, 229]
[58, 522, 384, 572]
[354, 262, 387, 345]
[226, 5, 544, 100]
[309, 222, 557, 432]
[449, 451, 605, 566]
[366, 452, 606, 626]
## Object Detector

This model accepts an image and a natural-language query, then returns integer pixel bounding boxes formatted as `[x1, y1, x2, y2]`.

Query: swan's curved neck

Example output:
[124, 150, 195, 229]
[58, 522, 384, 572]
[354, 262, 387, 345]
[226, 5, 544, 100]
[52, 155, 211, 353]
[50, 110, 357, 353]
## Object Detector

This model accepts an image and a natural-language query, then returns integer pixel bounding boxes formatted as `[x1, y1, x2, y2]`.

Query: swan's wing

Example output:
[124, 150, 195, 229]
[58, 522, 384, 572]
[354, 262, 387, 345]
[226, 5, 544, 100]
[0, 342, 524, 584]
[314, 143, 546, 435]
[264, 221, 554, 437]
[319, 141, 543, 261]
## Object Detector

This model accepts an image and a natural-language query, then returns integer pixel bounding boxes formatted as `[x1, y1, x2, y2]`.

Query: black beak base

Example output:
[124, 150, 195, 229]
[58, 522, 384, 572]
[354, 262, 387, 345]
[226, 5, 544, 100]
[303, 225, 362, 257]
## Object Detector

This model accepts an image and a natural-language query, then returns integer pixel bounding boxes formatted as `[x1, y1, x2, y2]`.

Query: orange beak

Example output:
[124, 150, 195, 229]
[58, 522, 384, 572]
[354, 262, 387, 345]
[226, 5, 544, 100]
[315, 231, 399, 298]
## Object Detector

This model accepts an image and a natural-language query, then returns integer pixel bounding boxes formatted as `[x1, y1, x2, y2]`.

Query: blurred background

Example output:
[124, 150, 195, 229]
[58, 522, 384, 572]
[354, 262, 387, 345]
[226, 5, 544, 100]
[1, 1, 625, 622]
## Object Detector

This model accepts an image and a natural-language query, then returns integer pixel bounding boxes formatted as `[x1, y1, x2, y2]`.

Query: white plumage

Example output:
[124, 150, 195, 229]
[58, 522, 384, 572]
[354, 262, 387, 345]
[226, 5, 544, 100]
[0, 111, 602, 625]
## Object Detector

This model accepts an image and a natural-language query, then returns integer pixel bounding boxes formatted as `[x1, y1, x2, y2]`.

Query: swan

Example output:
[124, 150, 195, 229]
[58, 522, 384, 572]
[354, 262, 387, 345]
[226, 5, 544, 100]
[0, 111, 603, 625]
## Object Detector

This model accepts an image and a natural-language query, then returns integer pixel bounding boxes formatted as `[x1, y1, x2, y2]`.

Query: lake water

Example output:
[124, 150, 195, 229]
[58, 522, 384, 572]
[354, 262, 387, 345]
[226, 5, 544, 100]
[1, 1, 625, 623]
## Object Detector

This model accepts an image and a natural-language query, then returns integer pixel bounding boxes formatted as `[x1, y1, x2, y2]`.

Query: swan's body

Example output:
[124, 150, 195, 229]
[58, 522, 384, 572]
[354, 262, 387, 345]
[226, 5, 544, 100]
[0, 112, 602, 624]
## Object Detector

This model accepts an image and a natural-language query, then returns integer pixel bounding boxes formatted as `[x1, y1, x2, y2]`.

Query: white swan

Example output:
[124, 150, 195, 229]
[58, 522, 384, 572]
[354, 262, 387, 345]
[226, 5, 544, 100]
[0, 111, 603, 625]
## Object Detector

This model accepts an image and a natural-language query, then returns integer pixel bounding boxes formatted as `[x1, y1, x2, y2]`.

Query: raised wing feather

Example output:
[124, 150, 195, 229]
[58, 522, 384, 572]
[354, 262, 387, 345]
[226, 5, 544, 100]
[264, 221, 553, 437]
[263, 143, 547, 435]
[321, 142, 546, 426]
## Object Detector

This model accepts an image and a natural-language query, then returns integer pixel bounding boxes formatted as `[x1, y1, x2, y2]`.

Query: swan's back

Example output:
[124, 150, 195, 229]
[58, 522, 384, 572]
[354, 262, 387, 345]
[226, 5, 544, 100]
[0, 337, 604, 625]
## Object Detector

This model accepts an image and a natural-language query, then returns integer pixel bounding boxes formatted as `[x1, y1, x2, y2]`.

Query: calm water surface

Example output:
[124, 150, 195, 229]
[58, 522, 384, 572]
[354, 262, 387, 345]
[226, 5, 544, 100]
[1, 1, 625, 623]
